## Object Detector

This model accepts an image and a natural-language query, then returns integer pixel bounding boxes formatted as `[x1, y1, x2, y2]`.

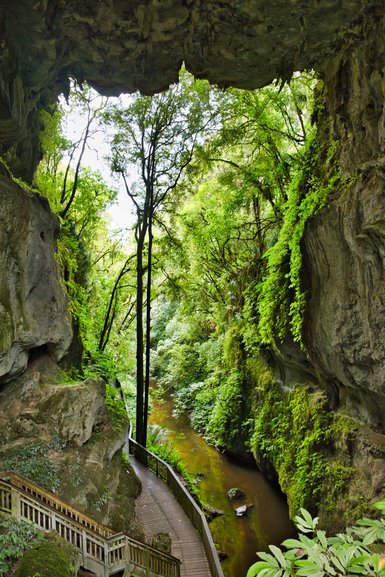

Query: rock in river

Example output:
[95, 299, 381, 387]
[227, 487, 246, 501]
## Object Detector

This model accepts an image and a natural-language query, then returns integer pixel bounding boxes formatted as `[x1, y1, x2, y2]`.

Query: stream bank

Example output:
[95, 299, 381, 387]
[149, 396, 295, 577]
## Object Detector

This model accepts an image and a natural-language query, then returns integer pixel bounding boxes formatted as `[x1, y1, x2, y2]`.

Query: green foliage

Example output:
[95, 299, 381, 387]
[147, 426, 194, 487]
[206, 371, 243, 447]
[0, 518, 42, 576]
[56, 227, 88, 323]
[105, 384, 129, 431]
[1, 443, 60, 491]
[14, 532, 77, 577]
[247, 503, 385, 577]
[254, 129, 338, 347]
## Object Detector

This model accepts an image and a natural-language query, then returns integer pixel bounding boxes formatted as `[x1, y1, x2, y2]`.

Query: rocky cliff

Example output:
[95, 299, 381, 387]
[0, 352, 142, 538]
[304, 10, 385, 431]
[0, 164, 72, 384]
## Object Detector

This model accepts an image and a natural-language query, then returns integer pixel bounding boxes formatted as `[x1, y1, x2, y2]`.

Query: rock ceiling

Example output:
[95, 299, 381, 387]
[0, 0, 381, 179]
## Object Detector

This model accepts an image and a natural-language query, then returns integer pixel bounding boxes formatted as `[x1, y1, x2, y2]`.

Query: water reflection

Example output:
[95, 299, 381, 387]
[149, 397, 295, 577]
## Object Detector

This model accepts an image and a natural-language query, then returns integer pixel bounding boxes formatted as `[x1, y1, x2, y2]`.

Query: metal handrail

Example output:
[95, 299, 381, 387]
[127, 428, 225, 577]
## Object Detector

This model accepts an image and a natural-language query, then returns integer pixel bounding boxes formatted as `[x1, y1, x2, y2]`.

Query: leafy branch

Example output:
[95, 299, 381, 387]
[248, 503, 385, 577]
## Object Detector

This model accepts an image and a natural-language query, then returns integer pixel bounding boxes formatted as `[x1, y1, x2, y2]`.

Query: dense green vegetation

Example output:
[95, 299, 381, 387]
[1, 442, 60, 491]
[0, 68, 369, 577]
[33, 71, 360, 521]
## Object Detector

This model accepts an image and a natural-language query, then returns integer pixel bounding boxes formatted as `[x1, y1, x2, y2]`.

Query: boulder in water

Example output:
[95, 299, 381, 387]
[235, 503, 254, 517]
[227, 487, 246, 501]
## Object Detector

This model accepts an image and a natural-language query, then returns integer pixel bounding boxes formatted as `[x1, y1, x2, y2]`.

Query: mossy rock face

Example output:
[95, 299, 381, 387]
[0, 358, 142, 540]
[14, 533, 78, 577]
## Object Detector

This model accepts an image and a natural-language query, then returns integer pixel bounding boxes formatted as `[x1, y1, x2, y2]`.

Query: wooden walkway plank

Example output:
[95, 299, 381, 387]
[131, 457, 212, 577]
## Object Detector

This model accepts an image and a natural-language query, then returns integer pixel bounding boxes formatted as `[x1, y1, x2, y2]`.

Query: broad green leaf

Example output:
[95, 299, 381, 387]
[246, 561, 277, 576]
[316, 530, 327, 548]
[348, 554, 371, 566]
[269, 545, 287, 567]
[362, 528, 379, 545]
[297, 567, 324, 577]
[296, 560, 319, 569]
[347, 565, 369, 574]
[282, 538, 305, 550]
[257, 551, 279, 567]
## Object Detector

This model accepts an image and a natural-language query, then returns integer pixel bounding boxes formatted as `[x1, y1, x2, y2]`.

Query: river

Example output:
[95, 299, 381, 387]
[148, 396, 295, 577]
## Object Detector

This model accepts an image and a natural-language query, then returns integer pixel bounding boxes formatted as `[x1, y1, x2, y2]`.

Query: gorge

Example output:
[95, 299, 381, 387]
[1, 1, 385, 575]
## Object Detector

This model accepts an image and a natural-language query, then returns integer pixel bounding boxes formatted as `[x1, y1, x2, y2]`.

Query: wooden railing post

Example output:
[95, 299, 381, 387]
[51, 511, 56, 532]
[104, 542, 109, 577]
[145, 548, 151, 576]
[10, 486, 20, 520]
[81, 529, 88, 566]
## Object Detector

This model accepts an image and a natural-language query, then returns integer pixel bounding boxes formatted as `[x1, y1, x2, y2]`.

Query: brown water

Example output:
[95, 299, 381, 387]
[149, 397, 295, 577]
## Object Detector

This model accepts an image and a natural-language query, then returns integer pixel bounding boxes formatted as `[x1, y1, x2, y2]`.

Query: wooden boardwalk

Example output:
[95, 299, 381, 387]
[131, 457, 212, 577]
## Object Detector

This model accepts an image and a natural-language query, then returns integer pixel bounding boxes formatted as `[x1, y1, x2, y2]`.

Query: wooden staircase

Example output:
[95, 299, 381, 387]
[0, 471, 181, 577]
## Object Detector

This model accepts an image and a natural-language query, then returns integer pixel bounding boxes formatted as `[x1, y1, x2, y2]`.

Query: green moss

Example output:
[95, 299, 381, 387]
[14, 533, 78, 577]
[250, 377, 355, 518]
[223, 325, 243, 367]
[206, 370, 243, 448]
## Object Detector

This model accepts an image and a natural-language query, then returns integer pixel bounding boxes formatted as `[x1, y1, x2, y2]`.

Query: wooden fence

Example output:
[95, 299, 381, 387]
[128, 434, 225, 577]
[0, 471, 181, 577]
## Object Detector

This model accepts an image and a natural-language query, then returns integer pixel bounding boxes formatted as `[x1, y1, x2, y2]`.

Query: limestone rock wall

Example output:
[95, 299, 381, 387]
[303, 12, 385, 430]
[304, 172, 385, 428]
[0, 167, 72, 383]
[0, 354, 142, 538]
[0, 0, 379, 181]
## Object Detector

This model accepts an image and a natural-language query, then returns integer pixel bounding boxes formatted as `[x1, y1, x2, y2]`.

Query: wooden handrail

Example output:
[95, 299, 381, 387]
[0, 470, 180, 577]
[0, 471, 114, 538]
[127, 431, 225, 577]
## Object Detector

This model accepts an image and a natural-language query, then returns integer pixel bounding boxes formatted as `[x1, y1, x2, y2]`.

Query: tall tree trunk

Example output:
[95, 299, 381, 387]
[135, 231, 146, 445]
[143, 208, 153, 447]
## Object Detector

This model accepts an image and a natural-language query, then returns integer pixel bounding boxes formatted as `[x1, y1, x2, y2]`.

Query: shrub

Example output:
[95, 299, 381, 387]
[247, 501, 385, 577]
[0, 518, 42, 576]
